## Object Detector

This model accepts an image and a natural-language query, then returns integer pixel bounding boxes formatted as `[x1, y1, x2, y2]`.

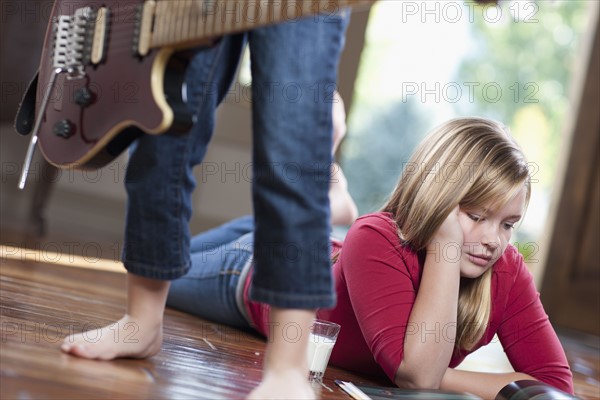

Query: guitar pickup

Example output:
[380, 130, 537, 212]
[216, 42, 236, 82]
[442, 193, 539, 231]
[91, 7, 109, 65]
[135, 0, 156, 57]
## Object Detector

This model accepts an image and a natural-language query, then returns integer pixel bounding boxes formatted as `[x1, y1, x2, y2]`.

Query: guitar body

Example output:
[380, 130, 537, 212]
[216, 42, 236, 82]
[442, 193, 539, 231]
[37, 0, 193, 169]
[31, 0, 369, 170]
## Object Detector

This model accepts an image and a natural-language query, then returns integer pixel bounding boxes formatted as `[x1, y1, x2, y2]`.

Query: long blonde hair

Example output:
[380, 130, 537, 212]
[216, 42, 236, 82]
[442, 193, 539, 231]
[382, 117, 531, 350]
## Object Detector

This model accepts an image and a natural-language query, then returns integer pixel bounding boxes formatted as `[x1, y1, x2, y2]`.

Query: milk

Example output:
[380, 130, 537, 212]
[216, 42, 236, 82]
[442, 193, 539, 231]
[307, 332, 335, 379]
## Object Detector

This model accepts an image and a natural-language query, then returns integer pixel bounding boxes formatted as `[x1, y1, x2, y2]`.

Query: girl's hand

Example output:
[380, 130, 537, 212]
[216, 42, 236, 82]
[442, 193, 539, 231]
[428, 205, 464, 251]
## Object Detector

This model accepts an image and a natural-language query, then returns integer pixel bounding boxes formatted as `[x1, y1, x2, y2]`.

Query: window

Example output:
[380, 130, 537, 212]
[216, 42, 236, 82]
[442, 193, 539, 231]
[341, 0, 594, 270]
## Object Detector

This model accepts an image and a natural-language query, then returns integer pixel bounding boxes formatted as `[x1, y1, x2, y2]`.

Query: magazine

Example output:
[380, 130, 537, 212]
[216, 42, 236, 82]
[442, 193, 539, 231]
[335, 380, 578, 400]
[335, 380, 480, 400]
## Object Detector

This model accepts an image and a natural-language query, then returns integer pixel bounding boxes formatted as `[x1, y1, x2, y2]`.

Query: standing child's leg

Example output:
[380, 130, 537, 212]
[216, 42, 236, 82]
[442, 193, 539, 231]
[60, 35, 248, 360]
[246, 10, 350, 398]
[247, 309, 316, 400]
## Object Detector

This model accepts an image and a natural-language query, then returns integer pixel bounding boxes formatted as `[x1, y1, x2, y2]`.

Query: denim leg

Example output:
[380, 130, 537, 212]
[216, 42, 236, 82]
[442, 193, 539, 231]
[190, 215, 254, 253]
[167, 232, 254, 329]
[247, 13, 350, 308]
[122, 35, 247, 280]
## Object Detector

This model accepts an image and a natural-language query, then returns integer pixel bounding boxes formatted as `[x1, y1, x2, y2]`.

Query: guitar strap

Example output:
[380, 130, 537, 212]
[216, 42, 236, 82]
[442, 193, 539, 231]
[14, 70, 39, 136]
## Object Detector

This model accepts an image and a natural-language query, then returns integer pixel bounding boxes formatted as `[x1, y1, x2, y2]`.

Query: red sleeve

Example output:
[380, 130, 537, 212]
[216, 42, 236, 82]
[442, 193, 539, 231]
[339, 214, 419, 381]
[497, 250, 574, 394]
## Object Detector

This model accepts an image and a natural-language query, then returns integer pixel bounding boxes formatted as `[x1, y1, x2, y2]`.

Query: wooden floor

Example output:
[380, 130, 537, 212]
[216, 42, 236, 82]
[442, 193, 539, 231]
[0, 248, 389, 399]
[1, 245, 599, 399]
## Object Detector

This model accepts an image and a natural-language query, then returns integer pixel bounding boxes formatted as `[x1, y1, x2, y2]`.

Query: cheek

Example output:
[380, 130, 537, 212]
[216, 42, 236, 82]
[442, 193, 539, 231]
[460, 224, 480, 246]
[501, 227, 514, 245]
[495, 231, 512, 258]
[457, 214, 475, 236]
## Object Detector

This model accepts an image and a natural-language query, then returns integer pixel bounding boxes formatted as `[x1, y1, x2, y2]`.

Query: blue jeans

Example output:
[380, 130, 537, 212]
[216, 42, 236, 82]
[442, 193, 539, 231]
[122, 13, 350, 309]
[167, 216, 255, 329]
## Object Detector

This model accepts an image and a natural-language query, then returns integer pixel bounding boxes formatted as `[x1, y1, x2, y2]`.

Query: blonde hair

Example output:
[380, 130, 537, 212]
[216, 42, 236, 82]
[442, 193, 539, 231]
[382, 117, 531, 350]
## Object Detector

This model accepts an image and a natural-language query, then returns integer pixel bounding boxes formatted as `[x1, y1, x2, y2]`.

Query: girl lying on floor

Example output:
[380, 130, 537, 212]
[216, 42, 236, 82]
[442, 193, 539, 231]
[167, 110, 573, 399]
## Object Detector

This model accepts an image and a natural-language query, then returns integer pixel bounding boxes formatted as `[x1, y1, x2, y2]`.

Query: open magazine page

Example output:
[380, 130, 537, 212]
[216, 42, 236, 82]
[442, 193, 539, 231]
[336, 380, 578, 400]
[335, 380, 481, 400]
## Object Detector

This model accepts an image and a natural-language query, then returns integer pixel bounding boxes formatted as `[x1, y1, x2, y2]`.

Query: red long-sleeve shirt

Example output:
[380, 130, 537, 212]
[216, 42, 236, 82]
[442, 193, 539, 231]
[244, 212, 574, 394]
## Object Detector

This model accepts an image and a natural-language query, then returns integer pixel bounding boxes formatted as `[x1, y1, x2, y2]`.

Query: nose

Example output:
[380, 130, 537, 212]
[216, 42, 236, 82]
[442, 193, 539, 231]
[481, 223, 500, 252]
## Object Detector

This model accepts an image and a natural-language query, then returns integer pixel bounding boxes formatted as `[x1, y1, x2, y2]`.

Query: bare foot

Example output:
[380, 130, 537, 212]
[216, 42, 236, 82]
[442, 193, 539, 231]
[61, 314, 162, 360]
[247, 369, 315, 400]
[247, 308, 318, 399]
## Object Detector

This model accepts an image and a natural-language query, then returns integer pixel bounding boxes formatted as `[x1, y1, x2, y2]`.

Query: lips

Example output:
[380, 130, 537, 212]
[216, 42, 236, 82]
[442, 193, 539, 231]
[467, 253, 492, 267]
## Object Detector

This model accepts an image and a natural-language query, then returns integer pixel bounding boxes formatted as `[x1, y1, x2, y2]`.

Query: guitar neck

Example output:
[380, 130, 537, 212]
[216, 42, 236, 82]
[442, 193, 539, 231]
[146, 0, 370, 50]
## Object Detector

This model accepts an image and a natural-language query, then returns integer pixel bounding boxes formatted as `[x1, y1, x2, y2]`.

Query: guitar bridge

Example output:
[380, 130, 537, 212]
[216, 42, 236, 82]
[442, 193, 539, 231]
[52, 6, 105, 79]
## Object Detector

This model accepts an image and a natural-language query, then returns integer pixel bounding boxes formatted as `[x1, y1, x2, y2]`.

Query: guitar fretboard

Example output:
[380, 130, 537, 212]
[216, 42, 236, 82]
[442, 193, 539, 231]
[146, 0, 371, 49]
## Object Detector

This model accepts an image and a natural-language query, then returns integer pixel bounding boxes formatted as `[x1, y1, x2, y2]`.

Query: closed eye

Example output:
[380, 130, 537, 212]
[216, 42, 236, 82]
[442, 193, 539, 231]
[503, 219, 521, 230]
[468, 213, 482, 222]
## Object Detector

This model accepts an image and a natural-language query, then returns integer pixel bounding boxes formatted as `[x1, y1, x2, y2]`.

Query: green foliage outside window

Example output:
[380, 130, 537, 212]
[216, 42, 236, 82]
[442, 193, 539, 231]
[340, 1, 592, 264]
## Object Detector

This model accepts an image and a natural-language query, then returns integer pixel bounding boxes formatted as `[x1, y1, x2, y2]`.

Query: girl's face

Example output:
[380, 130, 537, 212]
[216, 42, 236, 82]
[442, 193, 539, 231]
[457, 186, 527, 278]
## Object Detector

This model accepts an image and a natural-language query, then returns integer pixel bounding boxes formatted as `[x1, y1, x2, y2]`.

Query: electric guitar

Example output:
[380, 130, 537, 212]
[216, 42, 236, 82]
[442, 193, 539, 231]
[17, 0, 369, 187]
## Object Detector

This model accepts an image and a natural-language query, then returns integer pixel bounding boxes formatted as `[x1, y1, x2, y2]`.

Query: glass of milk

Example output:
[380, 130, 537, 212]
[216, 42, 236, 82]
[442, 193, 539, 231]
[307, 319, 341, 383]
